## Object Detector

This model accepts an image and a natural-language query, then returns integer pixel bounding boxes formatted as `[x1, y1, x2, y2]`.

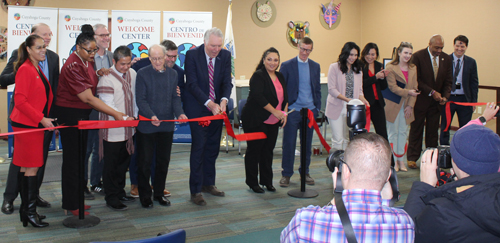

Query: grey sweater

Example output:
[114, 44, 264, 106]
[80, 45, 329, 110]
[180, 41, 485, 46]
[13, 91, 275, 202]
[136, 65, 184, 133]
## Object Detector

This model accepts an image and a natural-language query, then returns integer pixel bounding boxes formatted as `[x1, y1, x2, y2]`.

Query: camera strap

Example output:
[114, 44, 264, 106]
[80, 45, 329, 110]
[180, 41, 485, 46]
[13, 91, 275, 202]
[334, 191, 358, 243]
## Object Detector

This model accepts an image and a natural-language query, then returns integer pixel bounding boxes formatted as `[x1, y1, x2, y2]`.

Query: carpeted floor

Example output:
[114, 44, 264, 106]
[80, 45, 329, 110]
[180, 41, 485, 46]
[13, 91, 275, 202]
[0, 125, 427, 243]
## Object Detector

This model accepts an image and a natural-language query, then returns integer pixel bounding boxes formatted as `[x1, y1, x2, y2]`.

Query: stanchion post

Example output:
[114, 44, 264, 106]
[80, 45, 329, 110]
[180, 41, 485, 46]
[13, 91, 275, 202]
[287, 108, 318, 198]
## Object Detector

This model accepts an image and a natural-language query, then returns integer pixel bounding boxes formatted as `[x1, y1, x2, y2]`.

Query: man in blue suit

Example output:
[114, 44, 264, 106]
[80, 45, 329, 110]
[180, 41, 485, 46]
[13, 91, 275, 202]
[184, 27, 233, 206]
[439, 35, 478, 145]
[279, 37, 321, 187]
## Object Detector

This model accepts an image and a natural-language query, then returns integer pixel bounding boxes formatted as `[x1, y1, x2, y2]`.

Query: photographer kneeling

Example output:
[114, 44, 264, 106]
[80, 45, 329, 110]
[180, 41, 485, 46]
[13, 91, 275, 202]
[281, 132, 415, 243]
[404, 102, 500, 243]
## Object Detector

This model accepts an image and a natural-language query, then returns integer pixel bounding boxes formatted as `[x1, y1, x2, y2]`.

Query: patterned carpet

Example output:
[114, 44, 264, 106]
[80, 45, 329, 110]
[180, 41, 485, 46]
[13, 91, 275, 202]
[0, 126, 423, 243]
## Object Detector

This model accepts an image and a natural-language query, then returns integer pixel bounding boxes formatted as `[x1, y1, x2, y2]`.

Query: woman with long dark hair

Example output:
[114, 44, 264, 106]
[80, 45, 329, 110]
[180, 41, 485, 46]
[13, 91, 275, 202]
[361, 43, 389, 140]
[55, 24, 125, 216]
[325, 42, 369, 150]
[10, 35, 54, 227]
[384, 42, 420, 171]
[241, 47, 288, 193]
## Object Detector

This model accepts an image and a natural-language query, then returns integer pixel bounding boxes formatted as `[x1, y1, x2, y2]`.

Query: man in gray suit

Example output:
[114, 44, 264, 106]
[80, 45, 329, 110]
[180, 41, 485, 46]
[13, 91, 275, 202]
[1, 23, 59, 214]
[439, 35, 478, 145]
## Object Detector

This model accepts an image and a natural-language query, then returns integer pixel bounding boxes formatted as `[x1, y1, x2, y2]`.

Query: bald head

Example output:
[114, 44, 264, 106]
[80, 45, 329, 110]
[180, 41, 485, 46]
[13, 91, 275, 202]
[342, 133, 391, 190]
[31, 23, 52, 46]
[429, 34, 444, 57]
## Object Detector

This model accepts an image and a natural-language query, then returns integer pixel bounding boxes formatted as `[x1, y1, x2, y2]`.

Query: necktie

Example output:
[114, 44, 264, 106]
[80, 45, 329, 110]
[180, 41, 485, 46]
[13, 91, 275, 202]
[452, 59, 461, 92]
[432, 56, 438, 81]
[208, 58, 215, 101]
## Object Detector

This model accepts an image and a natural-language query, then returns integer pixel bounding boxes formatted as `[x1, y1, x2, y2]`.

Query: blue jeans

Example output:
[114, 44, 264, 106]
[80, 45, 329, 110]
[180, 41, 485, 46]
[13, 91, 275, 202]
[281, 108, 317, 177]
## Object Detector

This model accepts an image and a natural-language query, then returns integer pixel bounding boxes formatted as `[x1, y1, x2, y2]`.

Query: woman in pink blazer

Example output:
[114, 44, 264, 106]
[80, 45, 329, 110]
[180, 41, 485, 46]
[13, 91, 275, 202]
[325, 42, 369, 151]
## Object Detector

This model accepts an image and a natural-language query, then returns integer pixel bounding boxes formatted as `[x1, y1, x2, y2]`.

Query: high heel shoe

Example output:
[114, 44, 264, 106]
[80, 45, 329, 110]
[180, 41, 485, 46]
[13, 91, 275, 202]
[399, 160, 408, 172]
[64, 209, 90, 216]
[394, 162, 400, 172]
[249, 185, 265, 193]
[264, 185, 276, 192]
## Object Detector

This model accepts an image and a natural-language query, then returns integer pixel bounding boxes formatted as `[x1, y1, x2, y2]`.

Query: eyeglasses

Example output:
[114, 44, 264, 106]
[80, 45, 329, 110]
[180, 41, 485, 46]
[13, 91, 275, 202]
[166, 54, 177, 59]
[80, 46, 99, 54]
[299, 47, 312, 53]
[150, 56, 165, 62]
[95, 34, 110, 38]
[340, 159, 352, 173]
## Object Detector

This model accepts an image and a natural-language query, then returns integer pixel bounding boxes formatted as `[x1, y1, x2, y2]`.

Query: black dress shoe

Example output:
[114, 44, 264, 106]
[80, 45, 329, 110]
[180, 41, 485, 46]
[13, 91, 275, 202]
[249, 185, 265, 193]
[141, 198, 154, 208]
[36, 196, 51, 208]
[1, 200, 14, 214]
[264, 185, 276, 192]
[154, 196, 171, 206]
[119, 196, 136, 203]
[107, 202, 128, 211]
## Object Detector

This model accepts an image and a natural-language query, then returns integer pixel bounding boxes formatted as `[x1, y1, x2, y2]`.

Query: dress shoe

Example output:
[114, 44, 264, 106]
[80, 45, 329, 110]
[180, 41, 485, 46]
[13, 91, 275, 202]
[1, 200, 14, 214]
[154, 196, 171, 206]
[65, 209, 90, 216]
[120, 196, 136, 203]
[141, 198, 154, 208]
[36, 196, 51, 208]
[84, 187, 95, 200]
[300, 174, 315, 185]
[249, 185, 264, 193]
[163, 189, 171, 197]
[264, 185, 276, 192]
[398, 160, 408, 172]
[201, 185, 225, 196]
[407, 160, 418, 169]
[191, 193, 206, 206]
[107, 202, 128, 211]
[130, 184, 139, 198]
[279, 176, 290, 187]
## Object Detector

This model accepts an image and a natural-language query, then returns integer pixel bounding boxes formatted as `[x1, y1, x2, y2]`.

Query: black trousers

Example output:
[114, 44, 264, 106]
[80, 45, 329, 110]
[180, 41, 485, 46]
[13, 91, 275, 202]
[440, 95, 473, 145]
[408, 102, 440, 162]
[244, 122, 279, 187]
[136, 131, 173, 201]
[56, 106, 91, 210]
[3, 130, 52, 201]
[103, 139, 132, 205]
[370, 101, 389, 141]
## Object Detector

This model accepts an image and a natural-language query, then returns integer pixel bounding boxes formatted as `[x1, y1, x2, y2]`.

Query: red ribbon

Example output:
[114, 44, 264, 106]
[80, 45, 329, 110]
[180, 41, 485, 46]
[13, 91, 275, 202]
[2, 113, 266, 142]
[307, 109, 331, 153]
[444, 101, 487, 132]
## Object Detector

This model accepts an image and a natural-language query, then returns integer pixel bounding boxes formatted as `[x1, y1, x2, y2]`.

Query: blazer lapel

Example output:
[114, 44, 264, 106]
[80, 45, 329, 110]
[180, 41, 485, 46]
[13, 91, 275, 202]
[198, 46, 209, 89]
[422, 51, 435, 82]
[393, 66, 407, 86]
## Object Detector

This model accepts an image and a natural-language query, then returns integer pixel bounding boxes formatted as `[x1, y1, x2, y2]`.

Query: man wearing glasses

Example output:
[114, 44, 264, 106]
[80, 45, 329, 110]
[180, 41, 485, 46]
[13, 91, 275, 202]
[0, 23, 59, 214]
[279, 37, 321, 187]
[82, 24, 114, 201]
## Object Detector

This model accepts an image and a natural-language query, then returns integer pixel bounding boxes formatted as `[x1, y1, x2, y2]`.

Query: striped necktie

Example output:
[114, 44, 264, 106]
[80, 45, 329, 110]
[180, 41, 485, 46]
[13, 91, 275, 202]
[208, 58, 215, 101]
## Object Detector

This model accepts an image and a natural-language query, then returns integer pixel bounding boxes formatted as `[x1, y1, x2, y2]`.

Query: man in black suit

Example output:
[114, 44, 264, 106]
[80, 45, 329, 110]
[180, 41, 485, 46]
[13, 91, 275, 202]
[0, 23, 60, 214]
[439, 35, 478, 145]
[407, 34, 452, 168]
[184, 27, 232, 206]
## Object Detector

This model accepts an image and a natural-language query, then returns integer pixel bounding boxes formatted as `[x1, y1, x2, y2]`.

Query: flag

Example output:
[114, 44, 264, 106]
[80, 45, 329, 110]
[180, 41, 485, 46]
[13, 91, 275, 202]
[224, 2, 236, 78]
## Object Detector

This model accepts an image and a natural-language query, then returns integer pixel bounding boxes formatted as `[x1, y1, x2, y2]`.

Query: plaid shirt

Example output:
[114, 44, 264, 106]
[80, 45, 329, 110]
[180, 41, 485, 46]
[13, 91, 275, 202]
[281, 189, 415, 243]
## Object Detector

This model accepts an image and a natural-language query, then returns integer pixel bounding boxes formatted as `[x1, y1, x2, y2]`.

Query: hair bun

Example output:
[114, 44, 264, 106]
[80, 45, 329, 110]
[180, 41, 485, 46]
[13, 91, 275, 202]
[81, 24, 94, 36]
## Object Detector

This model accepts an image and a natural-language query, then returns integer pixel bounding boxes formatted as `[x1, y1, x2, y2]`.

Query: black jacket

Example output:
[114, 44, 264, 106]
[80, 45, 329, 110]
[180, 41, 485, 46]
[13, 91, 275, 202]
[404, 173, 500, 243]
[362, 61, 387, 108]
[241, 69, 288, 129]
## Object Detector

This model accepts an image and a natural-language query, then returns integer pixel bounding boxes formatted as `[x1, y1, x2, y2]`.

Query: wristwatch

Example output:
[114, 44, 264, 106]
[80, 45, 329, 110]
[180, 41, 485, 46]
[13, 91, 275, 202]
[478, 116, 487, 125]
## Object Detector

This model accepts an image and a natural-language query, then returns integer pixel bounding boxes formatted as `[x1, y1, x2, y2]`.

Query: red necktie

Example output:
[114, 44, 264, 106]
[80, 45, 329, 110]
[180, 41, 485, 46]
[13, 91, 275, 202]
[208, 58, 215, 101]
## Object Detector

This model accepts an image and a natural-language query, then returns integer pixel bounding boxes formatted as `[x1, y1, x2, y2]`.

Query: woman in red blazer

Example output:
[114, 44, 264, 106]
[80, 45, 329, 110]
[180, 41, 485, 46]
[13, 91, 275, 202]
[10, 35, 55, 228]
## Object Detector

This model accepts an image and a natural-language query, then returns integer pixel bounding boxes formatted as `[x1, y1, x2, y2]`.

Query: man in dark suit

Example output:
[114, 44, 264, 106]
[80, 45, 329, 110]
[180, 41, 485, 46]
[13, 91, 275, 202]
[439, 35, 478, 145]
[407, 34, 452, 168]
[184, 27, 232, 206]
[279, 37, 321, 187]
[0, 23, 59, 214]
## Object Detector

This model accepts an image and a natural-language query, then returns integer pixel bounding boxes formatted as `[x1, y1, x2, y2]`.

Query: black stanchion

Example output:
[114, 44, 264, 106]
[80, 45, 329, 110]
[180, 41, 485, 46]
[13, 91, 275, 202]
[63, 127, 100, 228]
[288, 108, 318, 198]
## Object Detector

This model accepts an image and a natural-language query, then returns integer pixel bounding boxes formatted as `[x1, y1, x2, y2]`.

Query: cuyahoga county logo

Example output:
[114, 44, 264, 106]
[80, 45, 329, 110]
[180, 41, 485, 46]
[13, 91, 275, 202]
[64, 15, 71, 22]
[14, 13, 21, 20]
[117, 17, 124, 23]
[169, 18, 175, 24]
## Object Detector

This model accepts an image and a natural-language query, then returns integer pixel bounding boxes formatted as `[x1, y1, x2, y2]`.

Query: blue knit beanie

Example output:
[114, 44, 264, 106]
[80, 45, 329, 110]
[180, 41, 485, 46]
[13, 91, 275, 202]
[450, 124, 500, 175]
